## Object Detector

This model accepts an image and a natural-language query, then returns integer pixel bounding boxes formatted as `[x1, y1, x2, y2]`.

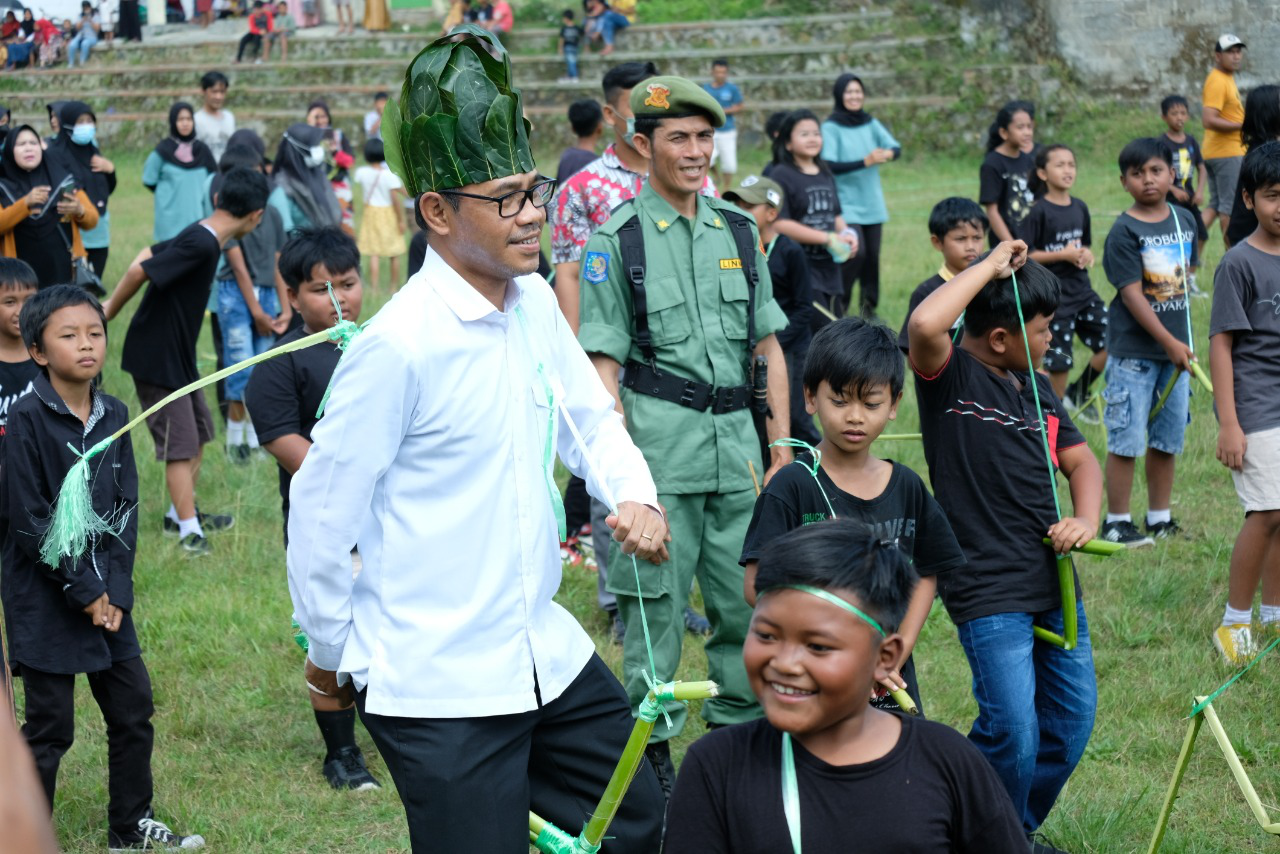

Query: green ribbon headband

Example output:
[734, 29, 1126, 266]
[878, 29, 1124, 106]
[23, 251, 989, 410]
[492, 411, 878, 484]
[383, 23, 536, 196]
[762, 584, 887, 637]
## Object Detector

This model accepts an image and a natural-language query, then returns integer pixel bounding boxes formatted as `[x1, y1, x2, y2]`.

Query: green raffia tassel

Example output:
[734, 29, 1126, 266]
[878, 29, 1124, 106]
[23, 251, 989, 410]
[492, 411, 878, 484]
[39, 284, 365, 566]
[38, 437, 124, 568]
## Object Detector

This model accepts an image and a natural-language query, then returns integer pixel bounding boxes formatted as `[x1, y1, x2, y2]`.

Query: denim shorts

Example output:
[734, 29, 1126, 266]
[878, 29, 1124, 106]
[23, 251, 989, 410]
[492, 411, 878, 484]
[217, 278, 279, 401]
[1102, 356, 1189, 457]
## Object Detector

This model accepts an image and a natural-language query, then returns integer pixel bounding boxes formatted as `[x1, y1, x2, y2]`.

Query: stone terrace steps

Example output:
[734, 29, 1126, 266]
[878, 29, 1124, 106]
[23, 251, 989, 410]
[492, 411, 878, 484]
[114, 8, 906, 62]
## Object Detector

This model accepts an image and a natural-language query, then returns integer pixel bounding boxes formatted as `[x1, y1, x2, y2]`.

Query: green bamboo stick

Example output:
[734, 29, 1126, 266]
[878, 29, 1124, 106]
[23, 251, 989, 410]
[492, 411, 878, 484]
[1200, 700, 1280, 834]
[1189, 361, 1214, 394]
[1146, 711, 1204, 854]
[39, 321, 359, 566]
[1031, 555, 1078, 649]
[878, 433, 922, 441]
[580, 681, 719, 847]
[890, 688, 919, 715]
[1148, 370, 1181, 424]
[1040, 537, 1126, 557]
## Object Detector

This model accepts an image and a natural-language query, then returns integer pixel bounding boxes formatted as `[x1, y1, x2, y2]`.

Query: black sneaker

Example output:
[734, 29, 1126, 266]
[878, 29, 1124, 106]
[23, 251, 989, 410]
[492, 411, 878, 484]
[1028, 832, 1071, 854]
[323, 745, 381, 792]
[227, 443, 252, 466]
[645, 741, 675, 800]
[108, 814, 205, 851]
[1146, 519, 1183, 539]
[1100, 520, 1154, 549]
[162, 508, 236, 536]
[683, 606, 712, 637]
[179, 533, 211, 557]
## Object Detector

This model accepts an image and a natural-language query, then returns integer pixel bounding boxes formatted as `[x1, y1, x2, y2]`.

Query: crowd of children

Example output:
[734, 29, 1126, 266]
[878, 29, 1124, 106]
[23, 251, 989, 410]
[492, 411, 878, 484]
[0, 31, 1277, 854]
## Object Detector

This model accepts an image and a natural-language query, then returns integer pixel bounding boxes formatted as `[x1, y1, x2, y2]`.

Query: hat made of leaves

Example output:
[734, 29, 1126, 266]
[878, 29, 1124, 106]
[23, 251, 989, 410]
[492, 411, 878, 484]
[383, 24, 535, 196]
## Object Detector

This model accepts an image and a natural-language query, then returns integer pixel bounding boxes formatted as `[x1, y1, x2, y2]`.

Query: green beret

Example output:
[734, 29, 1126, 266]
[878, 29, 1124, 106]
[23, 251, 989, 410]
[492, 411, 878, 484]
[629, 76, 725, 128]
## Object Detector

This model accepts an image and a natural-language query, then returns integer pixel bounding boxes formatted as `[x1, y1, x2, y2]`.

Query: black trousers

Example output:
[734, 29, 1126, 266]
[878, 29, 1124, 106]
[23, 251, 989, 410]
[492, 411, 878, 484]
[86, 246, 109, 280]
[356, 654, 665, 853]
[117, 0, 143, 40]
[563, 475, 590, 535]
[20, 656, 155, 838]
[840, 222, 883, 313]
[236, 32, 263, 61]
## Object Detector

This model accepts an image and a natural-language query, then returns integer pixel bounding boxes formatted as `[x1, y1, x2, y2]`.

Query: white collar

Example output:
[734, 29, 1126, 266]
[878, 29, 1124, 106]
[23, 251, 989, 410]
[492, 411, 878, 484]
[421, 246, 529, 322]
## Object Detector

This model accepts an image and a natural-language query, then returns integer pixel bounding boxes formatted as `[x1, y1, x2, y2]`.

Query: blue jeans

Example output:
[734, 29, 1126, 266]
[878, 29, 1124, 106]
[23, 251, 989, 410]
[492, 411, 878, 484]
[67, 31, 97, 66]
[588, 9, 629, 45]
[563, 43, 579, 78]
[1102, 356, 1189, 457]
[217, 278, 279, 401]
[956, 605, 1097, 831]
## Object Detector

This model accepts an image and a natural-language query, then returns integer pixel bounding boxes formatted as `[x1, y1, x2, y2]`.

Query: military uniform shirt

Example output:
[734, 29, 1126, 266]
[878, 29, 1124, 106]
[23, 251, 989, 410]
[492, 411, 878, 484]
[578, 182, 788, 495]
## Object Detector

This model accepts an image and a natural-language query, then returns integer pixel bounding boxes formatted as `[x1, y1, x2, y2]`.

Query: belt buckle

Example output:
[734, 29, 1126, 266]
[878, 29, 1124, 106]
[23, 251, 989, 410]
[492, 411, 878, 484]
[712, 384, 744, 414]
[681, 380, 709, 411]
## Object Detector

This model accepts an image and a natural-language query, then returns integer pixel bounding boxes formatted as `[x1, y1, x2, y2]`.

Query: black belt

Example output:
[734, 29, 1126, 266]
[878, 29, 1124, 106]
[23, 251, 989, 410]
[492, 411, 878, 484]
[622, 360, 752, 414]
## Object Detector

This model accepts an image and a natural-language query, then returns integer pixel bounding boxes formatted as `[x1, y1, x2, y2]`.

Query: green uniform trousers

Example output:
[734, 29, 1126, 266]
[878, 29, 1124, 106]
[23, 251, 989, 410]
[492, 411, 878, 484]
[607, 488, 761, 742]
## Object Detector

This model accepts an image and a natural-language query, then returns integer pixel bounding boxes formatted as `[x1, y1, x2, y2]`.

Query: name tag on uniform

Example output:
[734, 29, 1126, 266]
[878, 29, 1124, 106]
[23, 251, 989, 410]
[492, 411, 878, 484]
[719, 258, 742, 270]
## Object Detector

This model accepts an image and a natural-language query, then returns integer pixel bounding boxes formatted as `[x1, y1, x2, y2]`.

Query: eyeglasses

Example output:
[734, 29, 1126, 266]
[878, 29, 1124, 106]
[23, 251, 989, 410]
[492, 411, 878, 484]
[439, 178, 557, 218]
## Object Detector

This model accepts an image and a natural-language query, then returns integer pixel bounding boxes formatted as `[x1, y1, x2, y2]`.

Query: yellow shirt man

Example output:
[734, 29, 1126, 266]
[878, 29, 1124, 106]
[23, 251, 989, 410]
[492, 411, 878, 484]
[1202, 67, 1244, 159]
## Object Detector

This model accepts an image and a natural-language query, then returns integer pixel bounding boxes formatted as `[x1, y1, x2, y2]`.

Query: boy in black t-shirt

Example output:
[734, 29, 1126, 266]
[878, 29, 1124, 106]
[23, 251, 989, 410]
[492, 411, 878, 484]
[242, 227, 380, 793]
[896, 197, 987, 353]
[907, 243, 1103, 839]
[741, 316, 963, 714]
[0, 258, 38, 441]
[3, 286, 203, 851]
[1158, 94, 1209, 291]
[667, 521, 1026, 854]
[557, 9, 584, 82]
[724, 174, 819, 445]
[102, 167, 268, 558]
[1099, 139, 1199, 548]
[1022, 143, 1108, 419]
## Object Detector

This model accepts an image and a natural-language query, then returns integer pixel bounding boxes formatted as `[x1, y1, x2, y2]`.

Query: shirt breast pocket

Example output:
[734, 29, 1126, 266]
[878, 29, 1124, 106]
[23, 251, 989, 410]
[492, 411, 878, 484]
[719, 272, 750, 341]
[643, 275, 692, 346]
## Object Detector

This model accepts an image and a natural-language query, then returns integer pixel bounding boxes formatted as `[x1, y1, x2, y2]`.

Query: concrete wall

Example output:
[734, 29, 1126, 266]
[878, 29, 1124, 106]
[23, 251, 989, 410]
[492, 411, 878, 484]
[1032, 0, 1278, 100]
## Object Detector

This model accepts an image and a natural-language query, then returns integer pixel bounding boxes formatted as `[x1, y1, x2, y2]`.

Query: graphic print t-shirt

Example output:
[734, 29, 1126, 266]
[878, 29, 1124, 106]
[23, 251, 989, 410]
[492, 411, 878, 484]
[979, 149, 1036, 247]
[769, 162, 842, 279]
[1158, 133, 1203, 197]
[1021, 196, 1094, 315]
[1103, 207, 1199, 361]
[0, 358, 38, 439]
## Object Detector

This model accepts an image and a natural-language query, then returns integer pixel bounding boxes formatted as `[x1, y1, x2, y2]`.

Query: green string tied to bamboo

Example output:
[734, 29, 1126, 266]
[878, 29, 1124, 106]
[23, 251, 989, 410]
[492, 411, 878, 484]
[38, 435, 128, 568]
[314, 283, 371, 418]
[39, 283, 365, 568]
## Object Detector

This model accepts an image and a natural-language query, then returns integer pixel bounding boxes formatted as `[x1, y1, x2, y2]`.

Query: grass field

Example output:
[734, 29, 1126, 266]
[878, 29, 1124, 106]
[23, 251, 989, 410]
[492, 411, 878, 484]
[9, 105, 1279, 854]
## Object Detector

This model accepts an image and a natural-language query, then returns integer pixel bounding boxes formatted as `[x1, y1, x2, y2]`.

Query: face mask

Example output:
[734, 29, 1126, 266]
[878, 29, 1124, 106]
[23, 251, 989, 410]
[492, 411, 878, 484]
[625, 117, 635, 137]
[71, 123, 96, 146]
[304, 144, 326, 168]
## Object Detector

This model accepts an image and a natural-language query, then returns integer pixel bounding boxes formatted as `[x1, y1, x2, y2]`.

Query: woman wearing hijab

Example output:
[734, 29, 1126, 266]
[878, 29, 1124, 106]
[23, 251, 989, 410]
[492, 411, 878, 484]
[0, 125, 99, 288]
[44, 101, 66, 145]
[47, 101, 115, 278]
[821, 72, 901, 319]
[269, 123, 340, 232]
[142, 102, 218, 241]
[0, 106, 10, 150]
[305, 100, 355, 232]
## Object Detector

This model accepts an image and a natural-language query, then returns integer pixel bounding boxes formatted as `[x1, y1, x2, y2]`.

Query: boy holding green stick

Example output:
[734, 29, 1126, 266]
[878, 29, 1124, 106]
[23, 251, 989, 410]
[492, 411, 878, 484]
[739, 316, 965, 715]
[907, 242, 1103, 848]
[667, 520, 1027, 852]
[1098, 138, 1199, 548]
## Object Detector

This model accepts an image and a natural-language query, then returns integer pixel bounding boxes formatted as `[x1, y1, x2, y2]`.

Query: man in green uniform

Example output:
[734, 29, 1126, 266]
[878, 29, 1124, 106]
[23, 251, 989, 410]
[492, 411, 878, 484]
[578, 75, 793, 793]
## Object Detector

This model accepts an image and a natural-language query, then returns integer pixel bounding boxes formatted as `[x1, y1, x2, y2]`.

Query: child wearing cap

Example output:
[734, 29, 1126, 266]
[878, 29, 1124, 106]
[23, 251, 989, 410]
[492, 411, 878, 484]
[1201, 34, 1247, 241]
[724, 174, 818, 445]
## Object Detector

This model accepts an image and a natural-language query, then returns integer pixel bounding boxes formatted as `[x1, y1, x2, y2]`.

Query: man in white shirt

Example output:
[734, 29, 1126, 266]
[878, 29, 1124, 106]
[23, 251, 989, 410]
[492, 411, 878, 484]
[287, 27, 667, 852]
[363, 90, 386, 140]
[193, 70, 236, 164]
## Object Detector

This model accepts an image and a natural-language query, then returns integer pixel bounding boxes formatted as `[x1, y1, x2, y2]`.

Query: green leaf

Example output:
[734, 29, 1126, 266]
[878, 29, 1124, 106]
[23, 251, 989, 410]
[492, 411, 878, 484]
[417, 114, 468, 191]
[438, 49, 488, 113]
[403, 49, 444, 117]
[515, 113, 535, 174]
[381, 97, 410, 193]
[482, 93, 517, 176]
[448, 69, 500, 117]
[405, 115, 436, 193]
[454, 100, 493, 184]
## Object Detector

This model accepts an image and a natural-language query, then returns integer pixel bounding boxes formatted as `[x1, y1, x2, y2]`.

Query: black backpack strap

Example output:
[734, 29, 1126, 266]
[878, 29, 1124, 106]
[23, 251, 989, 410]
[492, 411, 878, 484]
[614, 205, 657, 366]
[724, 209, 761, 353]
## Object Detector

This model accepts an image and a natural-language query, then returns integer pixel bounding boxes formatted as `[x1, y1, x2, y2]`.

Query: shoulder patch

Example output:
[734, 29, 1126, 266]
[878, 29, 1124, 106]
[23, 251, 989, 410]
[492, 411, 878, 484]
[583, 251, 610, 284]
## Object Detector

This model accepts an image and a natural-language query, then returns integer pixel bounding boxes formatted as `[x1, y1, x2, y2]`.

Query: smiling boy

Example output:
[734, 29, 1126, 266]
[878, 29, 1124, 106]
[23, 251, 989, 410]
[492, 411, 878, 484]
[897, 197, 987, 353]
[740, 316, 964, 714]
[667, 520, 1026, 853]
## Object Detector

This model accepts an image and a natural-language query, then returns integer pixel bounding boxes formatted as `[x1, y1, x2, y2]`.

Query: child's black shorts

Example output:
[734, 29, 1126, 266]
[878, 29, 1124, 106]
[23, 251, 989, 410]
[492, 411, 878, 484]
[1045, 292, 1108, 373]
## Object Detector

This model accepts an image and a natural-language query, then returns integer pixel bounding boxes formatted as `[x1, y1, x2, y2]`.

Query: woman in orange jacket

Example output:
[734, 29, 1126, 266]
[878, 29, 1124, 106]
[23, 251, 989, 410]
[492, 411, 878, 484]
[0, 124, 98, 287]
